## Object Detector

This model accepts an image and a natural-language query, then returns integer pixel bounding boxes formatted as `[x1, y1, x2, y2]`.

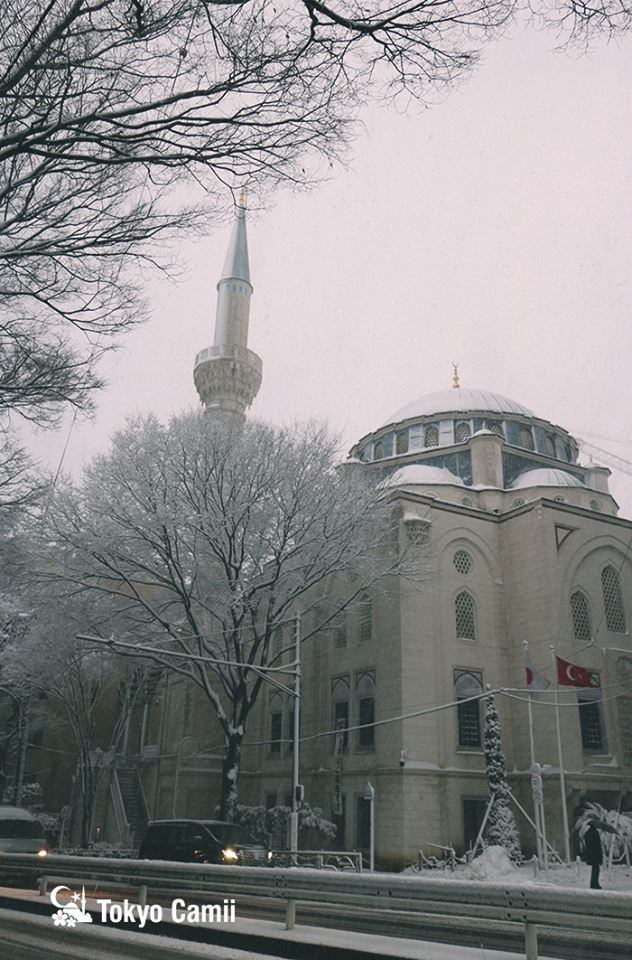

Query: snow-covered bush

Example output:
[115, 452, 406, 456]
[468, 845, 518, 881]
[233, 802, 336, 847]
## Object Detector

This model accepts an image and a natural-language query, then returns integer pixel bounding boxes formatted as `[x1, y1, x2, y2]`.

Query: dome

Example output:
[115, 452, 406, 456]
[384, 465, 464, 487]
[510, 468, 584, 490]
[384, 387, 534, 427]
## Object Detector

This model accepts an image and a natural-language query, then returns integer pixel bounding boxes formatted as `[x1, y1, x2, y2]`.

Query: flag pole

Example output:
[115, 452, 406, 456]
[550, 642, 571, 863]
[523, 641, 543, 864]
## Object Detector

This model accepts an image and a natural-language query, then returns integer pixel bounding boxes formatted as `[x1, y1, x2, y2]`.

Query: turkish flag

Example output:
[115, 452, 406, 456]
[556, 656, 600, 688]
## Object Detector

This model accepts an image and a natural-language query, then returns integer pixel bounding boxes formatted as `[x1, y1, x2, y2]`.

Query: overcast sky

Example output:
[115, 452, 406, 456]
[27, 24, 632, 514]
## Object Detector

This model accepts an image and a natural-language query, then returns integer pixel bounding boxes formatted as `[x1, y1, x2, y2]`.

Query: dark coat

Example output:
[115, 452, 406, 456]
[584, 824, 603, 866]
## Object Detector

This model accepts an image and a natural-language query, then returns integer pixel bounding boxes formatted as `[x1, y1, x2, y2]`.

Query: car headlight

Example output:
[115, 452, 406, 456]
[267, 850, 273, 861]
[37, 849, 48, 858]
[222, 847, 239, 862]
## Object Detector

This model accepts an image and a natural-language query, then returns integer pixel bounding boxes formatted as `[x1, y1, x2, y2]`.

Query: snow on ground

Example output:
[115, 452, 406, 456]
[405, 844, 632, 892]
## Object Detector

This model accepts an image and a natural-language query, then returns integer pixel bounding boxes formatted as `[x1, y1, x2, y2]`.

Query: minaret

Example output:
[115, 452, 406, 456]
[193, 191, 262, 420]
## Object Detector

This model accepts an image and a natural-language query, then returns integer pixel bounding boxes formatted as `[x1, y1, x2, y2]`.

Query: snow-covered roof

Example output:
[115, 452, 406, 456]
[383, 387, 534, 427]
[384, 465, 465, 487]
[510, 468, 585, 490]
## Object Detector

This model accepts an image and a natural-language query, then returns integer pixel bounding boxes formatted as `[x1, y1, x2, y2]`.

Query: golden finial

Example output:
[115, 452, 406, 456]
[452, 362, 460, 389]
[238, 185, 247, 209]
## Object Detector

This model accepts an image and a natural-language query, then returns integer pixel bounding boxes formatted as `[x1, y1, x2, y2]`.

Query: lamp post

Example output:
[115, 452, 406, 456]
[363, 781, 375, 871]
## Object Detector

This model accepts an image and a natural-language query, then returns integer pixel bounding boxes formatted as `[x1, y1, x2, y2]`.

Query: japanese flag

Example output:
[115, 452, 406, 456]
[525, 650, 550, 692]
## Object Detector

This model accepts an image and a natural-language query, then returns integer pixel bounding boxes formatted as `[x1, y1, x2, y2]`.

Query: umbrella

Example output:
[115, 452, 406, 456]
[589, 818, 619, 835]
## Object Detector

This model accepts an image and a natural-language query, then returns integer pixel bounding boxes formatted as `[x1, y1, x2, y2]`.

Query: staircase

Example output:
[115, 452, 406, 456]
[113, 765, 148, 846]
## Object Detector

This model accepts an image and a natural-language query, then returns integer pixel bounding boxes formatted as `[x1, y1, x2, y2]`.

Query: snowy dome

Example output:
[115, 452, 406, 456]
[384, 387, 534, 427]
[510, 468, 585, 490]
[385, 465, 464, 487]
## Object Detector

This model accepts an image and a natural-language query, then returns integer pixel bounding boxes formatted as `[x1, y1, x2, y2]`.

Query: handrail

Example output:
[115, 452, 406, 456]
[0, 852, 630, 960]
[110, 769, 131, 847]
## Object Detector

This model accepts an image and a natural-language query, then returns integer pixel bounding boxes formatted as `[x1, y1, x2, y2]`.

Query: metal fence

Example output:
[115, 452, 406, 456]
[0, 852, 630, 960]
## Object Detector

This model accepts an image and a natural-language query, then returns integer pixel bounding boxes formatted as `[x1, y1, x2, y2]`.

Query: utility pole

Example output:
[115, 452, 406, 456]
[289, 613, 302, 861]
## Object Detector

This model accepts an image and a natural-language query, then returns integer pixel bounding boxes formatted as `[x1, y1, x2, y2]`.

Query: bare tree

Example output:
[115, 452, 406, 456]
[0, 0, 513, 422]
[2, 596, 142, 845]
[534, 0, 632, 44]
[36, 412, 413, 819]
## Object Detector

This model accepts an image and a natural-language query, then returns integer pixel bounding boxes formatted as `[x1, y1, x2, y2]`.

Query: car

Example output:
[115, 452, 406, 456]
[0, 806, 48, 857]
[138, 819, 272, 865]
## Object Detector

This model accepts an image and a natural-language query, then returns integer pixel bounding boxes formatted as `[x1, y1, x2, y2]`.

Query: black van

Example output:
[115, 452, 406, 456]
[138, 819, 271, 865]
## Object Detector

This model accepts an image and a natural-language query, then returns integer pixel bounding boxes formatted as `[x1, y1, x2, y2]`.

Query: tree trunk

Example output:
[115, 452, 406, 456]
[219, 732, 243, 822]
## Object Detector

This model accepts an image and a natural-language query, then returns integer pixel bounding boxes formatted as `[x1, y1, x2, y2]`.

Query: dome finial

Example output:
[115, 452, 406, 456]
[452, 362, 460, 389]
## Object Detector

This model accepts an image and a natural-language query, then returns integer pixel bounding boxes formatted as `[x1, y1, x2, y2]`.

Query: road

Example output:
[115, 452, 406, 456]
[0, 883, 630, 960]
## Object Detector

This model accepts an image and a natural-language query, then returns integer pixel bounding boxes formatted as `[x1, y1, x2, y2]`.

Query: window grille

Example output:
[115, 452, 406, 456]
[424, 425, 439, 448]
[461, 497, 473, 508]
[570, 591, 591, 643]
[332, 678, 350, 752]
[359, 594, 372, 643]
[356, 672, 376, 749]
[487, 420, 504, 438]
[512, 498, 525, 508]
[590, 499, 601, 513]
[373, 441, 384, 460]
[270, 695, 283, 754]
[453, 549, 473, 575]
[455, 591, 476, 640]
[546, 436, 557, 457]
[578, 690, 605, 752]
[455, 422, 471, 443]
[454, 671, 483, 748]
[396, 431, 409, 454]
[333, 612, 347, 648]
[601, 565, 626, 633]
[519, 428, 534, 450]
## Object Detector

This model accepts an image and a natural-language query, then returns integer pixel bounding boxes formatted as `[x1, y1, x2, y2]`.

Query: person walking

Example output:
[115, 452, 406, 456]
[584, 821, 603, 890]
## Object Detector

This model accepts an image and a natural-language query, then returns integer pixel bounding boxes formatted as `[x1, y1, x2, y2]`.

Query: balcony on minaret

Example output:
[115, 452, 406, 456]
[194, 196, 263, 420]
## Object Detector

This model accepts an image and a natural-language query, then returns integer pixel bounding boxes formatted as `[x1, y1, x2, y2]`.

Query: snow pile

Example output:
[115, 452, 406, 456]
[468, 845, 518, 881]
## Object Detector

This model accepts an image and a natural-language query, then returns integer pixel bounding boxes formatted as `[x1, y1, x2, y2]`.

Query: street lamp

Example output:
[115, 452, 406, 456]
[363, 781, 375, 871]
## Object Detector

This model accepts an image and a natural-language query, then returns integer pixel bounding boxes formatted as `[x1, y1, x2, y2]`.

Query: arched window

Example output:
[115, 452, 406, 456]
[461, 496, 473, 508]
[359, 593, 372, 643]
[487, 420, 504, 438]
[602, 565, 626, 633]
[333, 611, 347, 648]
[590, 499, 601, 513]
[455, 421, 471, 443]
[373, 441, 384, 460]
[453, 550, 473, 575]
[270, 694, 283, 754]
[332, 678, 350, 752]
[356, 672, 376, 749]
[396, 430, 409, 454]
[454, 670, 483, 748]
[546, 435, 557, 458]
[519, 427, 534, 451]
[424, 425, 439, 448]
[570, 591, 591, 643]
[455, 591, 476, 641]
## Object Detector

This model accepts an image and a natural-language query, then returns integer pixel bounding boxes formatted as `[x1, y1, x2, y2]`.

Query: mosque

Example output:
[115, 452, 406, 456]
[26, 200, 630, 865]
[178, 200, 632, 865]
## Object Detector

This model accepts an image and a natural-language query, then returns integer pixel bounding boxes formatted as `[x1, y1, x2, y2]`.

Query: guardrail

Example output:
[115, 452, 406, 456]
[0, 852, 630, 959]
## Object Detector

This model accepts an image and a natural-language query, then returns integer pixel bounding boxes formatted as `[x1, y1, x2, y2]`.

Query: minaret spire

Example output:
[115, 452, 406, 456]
[194, 194, 262, 421]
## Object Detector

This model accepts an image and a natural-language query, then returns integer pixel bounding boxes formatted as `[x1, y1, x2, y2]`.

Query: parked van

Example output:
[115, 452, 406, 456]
[139, 819, 271, 865]
[0, 806, 48, 856]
